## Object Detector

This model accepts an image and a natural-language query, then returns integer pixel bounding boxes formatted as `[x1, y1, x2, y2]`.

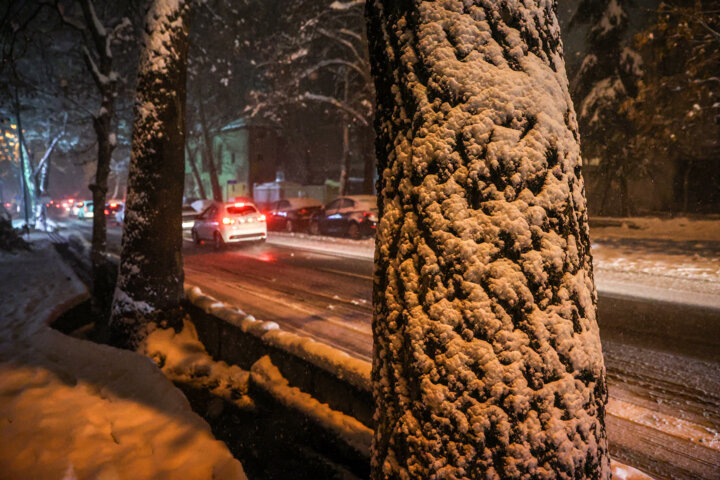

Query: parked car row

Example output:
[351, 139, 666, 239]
[262, 195, 377, 240]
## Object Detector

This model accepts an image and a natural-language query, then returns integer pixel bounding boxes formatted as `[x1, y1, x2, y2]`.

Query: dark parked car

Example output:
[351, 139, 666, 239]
[266, 197, 322, 233]
[309, 195, 378, 239]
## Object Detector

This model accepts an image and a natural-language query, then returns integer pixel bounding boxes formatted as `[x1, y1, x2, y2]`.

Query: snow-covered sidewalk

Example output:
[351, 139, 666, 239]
[0, 241, 245, 479]
[268, 216, 720, 308]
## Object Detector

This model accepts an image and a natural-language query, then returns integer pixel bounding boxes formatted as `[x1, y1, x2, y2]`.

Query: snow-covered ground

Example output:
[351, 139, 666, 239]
[0, 241, 245, 479]
[269, 216, 720, 308]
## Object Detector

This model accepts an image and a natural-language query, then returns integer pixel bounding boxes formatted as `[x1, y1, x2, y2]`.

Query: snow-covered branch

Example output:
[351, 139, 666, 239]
[300, 92, 368, 126]
[300, 58, 369, 83]
[329, 0, 363, 10]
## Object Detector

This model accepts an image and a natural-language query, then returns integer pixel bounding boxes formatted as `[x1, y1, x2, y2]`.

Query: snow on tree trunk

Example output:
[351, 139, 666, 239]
[110, 0, 190, 347]
[366, 2, 610, 479]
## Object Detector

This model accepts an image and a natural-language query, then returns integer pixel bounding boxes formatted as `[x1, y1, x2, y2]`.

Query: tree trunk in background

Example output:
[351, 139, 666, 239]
[111, 177, 120, 199]
[366, 1, 610, 479]
[13, 90, 34, 229]
[339, 68, 351, 196]
[197, 85, 223, 201]
[186, 140, 207, 199]
[339, 119, 350, 195]
[71, 0, 119, 319]
[362, 126, 375, 194]
[31, 132, 62, 231]
[110, 0, 190, 347]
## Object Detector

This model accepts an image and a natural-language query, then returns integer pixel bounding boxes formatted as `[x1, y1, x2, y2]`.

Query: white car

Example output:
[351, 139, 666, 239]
[191, 201, 266, 249]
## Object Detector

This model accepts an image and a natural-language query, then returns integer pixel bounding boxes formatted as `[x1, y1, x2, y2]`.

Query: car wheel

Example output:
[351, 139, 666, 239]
[309, 220, 320, 235]
[192, 229, 201, 245]
[347, 222, 360, 240]
[285, 219, 294, 233]
[213, 232, 225, 251]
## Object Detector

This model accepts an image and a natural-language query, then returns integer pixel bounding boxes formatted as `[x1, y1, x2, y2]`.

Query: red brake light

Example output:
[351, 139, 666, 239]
[222, 217, 234, 225]
[78, 202, 83, 207]
[234, 202, 244, 207]
[110, 202, 117, 207]
[104, 209, 109, 215]
[259, 214, 266, 222]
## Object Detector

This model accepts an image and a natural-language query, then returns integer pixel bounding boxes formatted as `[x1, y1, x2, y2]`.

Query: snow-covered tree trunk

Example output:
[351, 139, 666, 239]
[32, 129, 63, 232]
[57, 0, 123, 315]
[110, 0, 190, 347]
[12, 91, 35, 229]
[366, 1, 610, 479]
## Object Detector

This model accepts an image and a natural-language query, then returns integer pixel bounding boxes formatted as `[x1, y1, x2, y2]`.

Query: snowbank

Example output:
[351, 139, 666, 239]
[267, 231, 374, 260]
[250, 355, 373, 457]
[0, 242, 245, 479]
[140, 318, 254, 411]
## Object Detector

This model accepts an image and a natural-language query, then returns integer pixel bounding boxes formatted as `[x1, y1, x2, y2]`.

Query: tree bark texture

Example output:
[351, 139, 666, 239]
[366, 1, 610, 479]
[110, 0, 190, 346]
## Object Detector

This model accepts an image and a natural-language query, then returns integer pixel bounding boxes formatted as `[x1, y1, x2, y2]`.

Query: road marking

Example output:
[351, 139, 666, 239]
[607, 398, 720, 450]
[316, 267, 372, 281]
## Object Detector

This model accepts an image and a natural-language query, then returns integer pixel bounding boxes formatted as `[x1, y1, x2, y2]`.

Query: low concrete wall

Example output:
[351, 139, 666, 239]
[183, 286, 374, 429]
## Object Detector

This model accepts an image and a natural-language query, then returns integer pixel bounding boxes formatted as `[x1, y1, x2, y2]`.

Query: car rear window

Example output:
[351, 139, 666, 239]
[226, 205, 258, 216]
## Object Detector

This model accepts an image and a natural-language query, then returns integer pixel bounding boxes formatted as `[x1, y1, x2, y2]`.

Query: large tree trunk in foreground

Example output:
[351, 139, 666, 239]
[366, 2, 610, 479]
[110, 0, 190, 347]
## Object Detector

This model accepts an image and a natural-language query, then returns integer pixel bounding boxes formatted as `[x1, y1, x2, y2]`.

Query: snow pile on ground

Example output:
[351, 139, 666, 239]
[591, 216, 720, 307]
[0, 242, 245, 479]
[140, 318, 254, 411]
[610, 460, 654, 480]
[250, 355, 373, 457]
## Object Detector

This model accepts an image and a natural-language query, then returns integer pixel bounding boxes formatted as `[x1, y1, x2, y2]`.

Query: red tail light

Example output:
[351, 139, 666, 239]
[78, 202, 84, 207]
[299, 209, 307, 215]
[259, 214, 266, 222]
[104, 209, 109, 215]
[222, 217, 234, 225]
[110, 202, 117, 207]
